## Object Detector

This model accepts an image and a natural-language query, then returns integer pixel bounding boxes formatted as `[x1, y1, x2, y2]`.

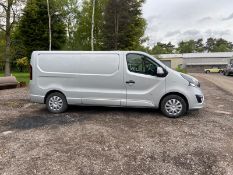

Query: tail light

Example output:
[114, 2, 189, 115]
[30, 64, 32, 80]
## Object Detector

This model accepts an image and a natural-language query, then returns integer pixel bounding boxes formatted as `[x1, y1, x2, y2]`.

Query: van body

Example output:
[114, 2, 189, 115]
[30, 51, 204, 117]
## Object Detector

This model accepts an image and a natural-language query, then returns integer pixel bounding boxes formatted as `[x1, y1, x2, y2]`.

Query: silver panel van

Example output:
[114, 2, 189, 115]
[30, 51, 204, 118]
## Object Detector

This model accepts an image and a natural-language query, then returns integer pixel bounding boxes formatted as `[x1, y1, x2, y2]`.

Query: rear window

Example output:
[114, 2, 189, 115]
[38, 53, 120, 75]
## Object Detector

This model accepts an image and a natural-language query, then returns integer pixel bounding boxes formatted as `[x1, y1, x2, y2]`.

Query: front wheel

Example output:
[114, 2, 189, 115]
[46, 92, 68, 113]
[160, 95, 187, 118]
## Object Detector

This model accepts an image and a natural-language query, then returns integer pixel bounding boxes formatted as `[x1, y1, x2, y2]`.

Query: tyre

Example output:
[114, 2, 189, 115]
[205, 70, 210, 74]
[46, 92, 68, 113]
[160, 95, 187, 118]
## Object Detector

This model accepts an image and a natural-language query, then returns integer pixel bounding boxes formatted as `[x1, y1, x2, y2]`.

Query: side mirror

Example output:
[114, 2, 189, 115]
[157, 67, 164, 75]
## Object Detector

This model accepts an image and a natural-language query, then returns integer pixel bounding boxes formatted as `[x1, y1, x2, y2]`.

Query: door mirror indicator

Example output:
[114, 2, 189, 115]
[157, 67, 164, 75]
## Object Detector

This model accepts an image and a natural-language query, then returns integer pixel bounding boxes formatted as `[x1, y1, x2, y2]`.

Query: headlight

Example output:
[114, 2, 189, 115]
[180, 73, 200, 87]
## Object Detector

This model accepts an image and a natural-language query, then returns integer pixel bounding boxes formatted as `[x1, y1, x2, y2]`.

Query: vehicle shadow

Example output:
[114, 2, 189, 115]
[2, 106, 163, 131]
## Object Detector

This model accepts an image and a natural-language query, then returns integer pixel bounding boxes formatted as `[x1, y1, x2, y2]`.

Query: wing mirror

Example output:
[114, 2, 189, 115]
[157, 67, 164, 75]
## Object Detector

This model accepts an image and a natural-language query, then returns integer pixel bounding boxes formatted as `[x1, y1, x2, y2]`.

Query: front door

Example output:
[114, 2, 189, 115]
[124, 53, 166, 107]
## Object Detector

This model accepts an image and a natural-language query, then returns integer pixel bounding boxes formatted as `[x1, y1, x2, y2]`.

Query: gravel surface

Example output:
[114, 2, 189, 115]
[192, 73, 233, 95]
[0, 76, 233, 175]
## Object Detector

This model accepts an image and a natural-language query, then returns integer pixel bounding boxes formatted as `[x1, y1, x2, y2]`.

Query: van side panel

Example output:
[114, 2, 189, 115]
[36, 53, 82, 104]
[31, 52, 126, 106]
[80, 53, 125, 106]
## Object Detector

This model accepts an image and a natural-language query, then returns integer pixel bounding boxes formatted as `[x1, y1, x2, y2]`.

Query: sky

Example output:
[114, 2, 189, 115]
[142, 0, 233, 46]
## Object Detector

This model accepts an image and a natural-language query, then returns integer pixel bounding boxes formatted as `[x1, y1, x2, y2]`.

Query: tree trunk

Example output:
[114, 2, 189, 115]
[4, 34, 11, 76]
[114, 4, 118, 50]
[47, 0, 52, 51]
[91, 0, 96, 51]
[4, 1, 12, 76]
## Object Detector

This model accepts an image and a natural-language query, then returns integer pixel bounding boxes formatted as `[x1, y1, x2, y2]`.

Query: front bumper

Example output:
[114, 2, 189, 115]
[187, 87, 205, 110]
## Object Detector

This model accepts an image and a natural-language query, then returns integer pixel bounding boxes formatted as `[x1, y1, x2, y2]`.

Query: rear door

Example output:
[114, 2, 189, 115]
[80, 52, 126, 106]
[124, 53, 166, 107]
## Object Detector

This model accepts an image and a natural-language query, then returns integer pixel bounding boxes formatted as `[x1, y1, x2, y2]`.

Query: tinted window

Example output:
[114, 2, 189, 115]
[127, 54, 159, 76]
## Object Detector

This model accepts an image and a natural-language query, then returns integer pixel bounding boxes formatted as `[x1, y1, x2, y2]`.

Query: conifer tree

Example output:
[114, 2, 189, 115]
[17, 0, 66, 57]
[103, 0, 146, 50]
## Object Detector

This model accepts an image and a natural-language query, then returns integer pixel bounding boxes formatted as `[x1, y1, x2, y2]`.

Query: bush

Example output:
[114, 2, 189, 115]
[176, 65, 187, 73]
[16, 57, 29, 72]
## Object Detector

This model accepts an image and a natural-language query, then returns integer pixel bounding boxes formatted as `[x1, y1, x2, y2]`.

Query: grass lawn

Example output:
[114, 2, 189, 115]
[0, 72, 30, 84]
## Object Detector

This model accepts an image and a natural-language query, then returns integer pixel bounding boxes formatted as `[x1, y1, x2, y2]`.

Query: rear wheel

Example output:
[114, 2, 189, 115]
[161, 95, 187, 118]
[46, 92, 68, 113]
[205, 70, 210, 74]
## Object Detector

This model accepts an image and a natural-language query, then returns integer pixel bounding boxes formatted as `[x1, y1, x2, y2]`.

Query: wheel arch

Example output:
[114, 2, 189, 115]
[44, 90, 66, 104]
[159, 92, 189, 110]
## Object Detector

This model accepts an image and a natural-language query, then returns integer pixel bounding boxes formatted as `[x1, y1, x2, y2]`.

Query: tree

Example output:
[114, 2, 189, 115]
[195, 39, 205, 53]
[0, 0, 25, 76]
[102, 0, 146, 50]
[17, 0, 66, 58]
[205, 37, 233, 52]
[0, 31, 6, 72]
[166, 42, 175, 53]
[151, 42, 175, 55]
[10, 21, 27, 62]
[91, 0, 96, 51]
[177, 40, 196, 53]
[74, 0, 107, 50]
[177, 39, 204, 53]
[205, 37, 216, 52]
[213, 38, 233, 52]
[46, 0, 52, 51]
[54, 0, 80, 50]
[136, 36, 151, 53]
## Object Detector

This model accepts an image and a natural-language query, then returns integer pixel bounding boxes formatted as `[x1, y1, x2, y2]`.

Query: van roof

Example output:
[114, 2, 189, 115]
[32, 51, 147, 55]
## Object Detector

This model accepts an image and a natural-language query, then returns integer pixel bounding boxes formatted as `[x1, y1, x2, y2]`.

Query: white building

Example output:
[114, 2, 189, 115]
[158, 52, 233, 73]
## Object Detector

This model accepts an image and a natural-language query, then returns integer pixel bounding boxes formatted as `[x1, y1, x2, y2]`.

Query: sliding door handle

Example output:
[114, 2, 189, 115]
[126, 80, 135, 84]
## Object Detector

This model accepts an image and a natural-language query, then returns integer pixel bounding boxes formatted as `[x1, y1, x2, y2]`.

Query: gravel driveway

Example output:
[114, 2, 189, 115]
[0, 75, 233, 175]
[192, 73, 233, 95]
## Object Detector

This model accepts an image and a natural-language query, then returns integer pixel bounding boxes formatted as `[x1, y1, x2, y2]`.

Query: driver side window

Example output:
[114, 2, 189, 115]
[126, 53, 159, 76]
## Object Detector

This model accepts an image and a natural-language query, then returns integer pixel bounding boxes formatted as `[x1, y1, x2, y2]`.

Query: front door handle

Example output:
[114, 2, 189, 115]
[126, 80, 135, 84]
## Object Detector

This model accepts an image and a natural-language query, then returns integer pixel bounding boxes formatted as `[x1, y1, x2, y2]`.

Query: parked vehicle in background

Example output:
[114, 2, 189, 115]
[30, 51, 204, 118]
[204, 67, 223, 74]
[223, 64, 233, 76]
